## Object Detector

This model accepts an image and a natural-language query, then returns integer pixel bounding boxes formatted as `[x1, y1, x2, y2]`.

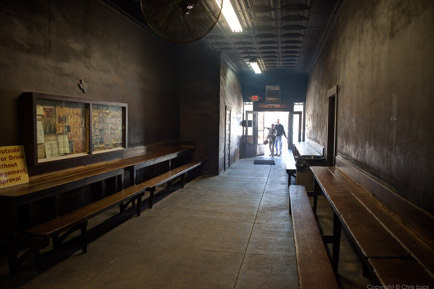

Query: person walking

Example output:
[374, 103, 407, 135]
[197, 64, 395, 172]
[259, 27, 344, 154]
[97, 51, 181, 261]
[274, 119, 287, 156]
[266, 124, 277, 157]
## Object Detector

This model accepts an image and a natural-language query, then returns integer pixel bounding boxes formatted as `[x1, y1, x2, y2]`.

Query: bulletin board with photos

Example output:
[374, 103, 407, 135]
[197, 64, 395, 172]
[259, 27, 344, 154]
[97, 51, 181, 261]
[26, 93, 127, 165]
[92, 104, 124, 152]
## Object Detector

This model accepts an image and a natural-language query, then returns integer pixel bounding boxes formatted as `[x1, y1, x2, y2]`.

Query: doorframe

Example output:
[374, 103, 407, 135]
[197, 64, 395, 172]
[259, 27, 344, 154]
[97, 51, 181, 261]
[301, 102, 306, 142]
[243, 110, 258, 158]
[224, 106, 232, 170]
[293, 112, 302, 143]
[326, 85, 338, 166]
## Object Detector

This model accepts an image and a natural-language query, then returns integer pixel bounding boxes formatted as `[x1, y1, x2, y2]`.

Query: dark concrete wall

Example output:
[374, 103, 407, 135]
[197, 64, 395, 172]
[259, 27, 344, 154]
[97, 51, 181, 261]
[218, 59, 243, 172]
[178, 43, 221, 175]
[0, 0, 179, 150]
[240, 71, 308, 107]
[306, 0, 434, 213]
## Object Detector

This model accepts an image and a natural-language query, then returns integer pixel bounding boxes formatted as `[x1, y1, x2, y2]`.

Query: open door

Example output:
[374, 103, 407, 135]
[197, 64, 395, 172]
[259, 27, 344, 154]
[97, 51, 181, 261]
[256, 112, 265, 156]
[243, 111, 258, 158]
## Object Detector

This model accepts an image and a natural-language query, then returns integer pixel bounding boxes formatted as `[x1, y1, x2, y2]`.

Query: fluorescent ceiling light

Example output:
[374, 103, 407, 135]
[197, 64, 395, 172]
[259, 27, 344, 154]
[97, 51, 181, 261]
[250, 61, 262, 74]
[216, 0, 242, 33]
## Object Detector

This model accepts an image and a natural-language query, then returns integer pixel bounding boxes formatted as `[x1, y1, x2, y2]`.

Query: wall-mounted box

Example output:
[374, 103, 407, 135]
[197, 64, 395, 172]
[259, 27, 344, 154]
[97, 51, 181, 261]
[265, 85, 281, 104]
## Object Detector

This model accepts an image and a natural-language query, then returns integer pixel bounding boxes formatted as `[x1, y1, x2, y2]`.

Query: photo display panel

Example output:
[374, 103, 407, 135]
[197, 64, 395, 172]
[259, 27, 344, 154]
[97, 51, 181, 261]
[36, 98, 89, 162]
[92, 104, 124, 152]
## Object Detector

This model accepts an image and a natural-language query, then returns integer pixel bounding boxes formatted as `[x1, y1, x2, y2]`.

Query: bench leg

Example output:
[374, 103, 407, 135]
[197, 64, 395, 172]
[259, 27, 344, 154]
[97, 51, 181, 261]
[149, 187, 156, 209]
[332, 212, 342, 272]
[7, 240, 18, 274]
[136, 194, 142, 216]
[120, 197, 137, 214]
[288, 186, 292, 215]
[288, 199, 292, 215]
[362, 262, 371, 278]
[126, 166, 136, 187]
[33, 249, 43, 274]
[181, 174, 185, 188]
[53, 234, 61, 251]
[8, 235, 49, 274]
[118, 174, 124, 191]
[81, 222, 88, 254]
[313, 180, 320, 216]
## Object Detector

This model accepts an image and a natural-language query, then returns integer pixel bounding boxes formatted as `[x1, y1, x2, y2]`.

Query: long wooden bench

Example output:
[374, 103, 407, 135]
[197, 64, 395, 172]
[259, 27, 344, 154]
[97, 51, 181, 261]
[0, 143, 195, 234]
[289, 185, 339, 289]
[8, 161, 202, 273]
[311, 156, 434, 287]
[144, 161, 202, 208]
[9, 183, 146, 273]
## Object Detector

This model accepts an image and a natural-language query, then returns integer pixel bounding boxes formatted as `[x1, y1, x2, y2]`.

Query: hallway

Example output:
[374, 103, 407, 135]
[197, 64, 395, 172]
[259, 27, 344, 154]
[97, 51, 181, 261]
[1, 157, 298, 289]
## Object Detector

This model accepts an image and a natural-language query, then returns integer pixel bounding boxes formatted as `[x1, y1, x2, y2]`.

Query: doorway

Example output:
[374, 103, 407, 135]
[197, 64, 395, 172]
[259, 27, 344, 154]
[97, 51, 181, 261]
[326, 86, 338, 166]
[243, 110, 258, 158]
[292, 112, 302, 143]
[292, 102, 305, 144]
[259, 111, 290, 157]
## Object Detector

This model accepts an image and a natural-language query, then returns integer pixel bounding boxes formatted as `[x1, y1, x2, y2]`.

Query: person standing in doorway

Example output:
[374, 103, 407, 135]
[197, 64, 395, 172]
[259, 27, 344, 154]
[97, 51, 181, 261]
[274, 119, 287, 156]
[266, 124, 277, 157]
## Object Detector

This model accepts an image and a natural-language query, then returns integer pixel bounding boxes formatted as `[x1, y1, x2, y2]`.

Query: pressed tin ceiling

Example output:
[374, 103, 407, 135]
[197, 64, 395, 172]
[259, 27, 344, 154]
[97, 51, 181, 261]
[106, 0, 339, 74]
[202, 0, 339, 73]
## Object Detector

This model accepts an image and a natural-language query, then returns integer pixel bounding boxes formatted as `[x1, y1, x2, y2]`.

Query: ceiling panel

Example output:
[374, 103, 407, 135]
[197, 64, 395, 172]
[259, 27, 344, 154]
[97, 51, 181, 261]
[107, 0, 338, 74]
[203, 0, 339, 73]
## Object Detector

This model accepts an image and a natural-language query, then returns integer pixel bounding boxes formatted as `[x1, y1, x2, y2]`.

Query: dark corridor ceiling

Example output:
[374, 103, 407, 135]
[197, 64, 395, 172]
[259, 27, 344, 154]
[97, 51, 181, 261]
[106, 0, 339, 74]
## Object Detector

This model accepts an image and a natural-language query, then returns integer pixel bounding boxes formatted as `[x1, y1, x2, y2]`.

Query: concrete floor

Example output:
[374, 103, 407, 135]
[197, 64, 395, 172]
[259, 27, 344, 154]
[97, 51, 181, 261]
[0, 152, 372, 288]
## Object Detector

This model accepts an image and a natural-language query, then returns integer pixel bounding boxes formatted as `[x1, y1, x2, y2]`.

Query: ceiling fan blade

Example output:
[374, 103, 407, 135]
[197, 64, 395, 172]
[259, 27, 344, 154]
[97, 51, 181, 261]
[140, 0, 223, 43]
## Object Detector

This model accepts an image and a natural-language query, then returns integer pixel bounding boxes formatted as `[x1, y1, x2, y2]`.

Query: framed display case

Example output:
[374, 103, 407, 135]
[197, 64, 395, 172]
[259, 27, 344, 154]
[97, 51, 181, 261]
[23, 93, 128, 165]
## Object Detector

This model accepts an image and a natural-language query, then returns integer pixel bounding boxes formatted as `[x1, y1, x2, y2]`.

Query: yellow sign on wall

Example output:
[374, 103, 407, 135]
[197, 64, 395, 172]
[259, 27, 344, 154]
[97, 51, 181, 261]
[0, 146, 29, 189]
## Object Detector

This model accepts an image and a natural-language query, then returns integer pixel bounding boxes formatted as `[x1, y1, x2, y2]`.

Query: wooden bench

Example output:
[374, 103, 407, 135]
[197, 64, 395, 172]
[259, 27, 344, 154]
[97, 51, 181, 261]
[293, 140, 324, 160]
[8, 161, 202, 273]
[311, 156, 434, 287]
[9, 183, 147, 273]
[143, 161, 202, 209]
[0, 143, 195, 234]
[293, 140, 325, 192]
[289, 185, 339, 289]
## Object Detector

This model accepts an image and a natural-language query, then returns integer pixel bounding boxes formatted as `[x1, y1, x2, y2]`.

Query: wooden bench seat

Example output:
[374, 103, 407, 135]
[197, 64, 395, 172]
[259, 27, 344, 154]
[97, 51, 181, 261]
[294, 141, 324, 160]
[144, 161, 202, 208]
[311, 162, 434, 287]
[289, 185, 339, 289]
[10, 183, 147, 273]
[10, 161, 202, 273]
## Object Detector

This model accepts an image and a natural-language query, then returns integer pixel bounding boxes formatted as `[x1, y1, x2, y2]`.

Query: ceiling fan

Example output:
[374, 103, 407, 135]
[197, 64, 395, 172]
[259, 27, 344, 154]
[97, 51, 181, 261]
[140, 0, 223, 43]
